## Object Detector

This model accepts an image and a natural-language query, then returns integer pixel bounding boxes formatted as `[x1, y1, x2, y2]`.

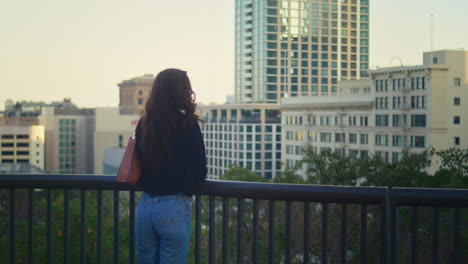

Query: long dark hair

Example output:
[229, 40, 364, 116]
[137, 68, 199, 173]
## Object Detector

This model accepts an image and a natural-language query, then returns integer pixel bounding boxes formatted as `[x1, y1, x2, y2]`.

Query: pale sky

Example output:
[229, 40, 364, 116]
[0, 0, 466, 110]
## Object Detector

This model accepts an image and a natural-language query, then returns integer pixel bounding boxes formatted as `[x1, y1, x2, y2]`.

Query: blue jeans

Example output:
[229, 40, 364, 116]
[136, 192, 192, 264]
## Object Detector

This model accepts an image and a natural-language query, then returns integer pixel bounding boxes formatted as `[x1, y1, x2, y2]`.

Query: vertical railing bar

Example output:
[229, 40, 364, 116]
[390, 204, 398, 264]
[9, 189, 16, 264]
[222, 197, 229, 264]
[322, 203, 329, 264]
[268, 200, 275, 264]
[64, 189, 70, 264]
[237, 198, 244, 264]
[453, 207, 460, 264]
[28, 188, 33, 264]
[208, 195, 215, 264]
[303, 202, 310, 264]
[80, 189, 86, 264]
[46, 189, 52, 264]
[97, 190, 103, 264]
[432, 207, 439, 264]
[129, 190, 136, 264]
[411, 206, 418, 264]
[340, 204, 347, 264]
[252, 199, 259, 264]
[285, 201, 292, 264]
[113, 190, 120, 264]
[381, 197, 389, 264]
[195, 195, 201, 264]
[360, 204, 367, 264]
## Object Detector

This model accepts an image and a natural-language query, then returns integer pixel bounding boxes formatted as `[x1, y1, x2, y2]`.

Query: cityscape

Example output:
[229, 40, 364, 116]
[1, 0, 467, 263]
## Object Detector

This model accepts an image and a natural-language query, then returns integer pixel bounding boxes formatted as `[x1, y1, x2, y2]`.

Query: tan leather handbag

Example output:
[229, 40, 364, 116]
[117, 132, 141, 185]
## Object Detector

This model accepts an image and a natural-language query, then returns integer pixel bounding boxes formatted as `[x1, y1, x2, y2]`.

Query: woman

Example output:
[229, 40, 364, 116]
[135, 68, 207, 263]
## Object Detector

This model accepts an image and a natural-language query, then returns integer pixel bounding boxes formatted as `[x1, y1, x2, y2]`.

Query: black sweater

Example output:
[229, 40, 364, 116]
[135, 117, 207, 196]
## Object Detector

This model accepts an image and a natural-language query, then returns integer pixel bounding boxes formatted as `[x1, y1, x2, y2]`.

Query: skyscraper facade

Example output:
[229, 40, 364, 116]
[235, 0, 370, 103]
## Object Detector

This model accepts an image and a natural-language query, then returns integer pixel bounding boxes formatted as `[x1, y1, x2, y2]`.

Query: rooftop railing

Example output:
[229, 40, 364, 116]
[0, 174, 467, 263]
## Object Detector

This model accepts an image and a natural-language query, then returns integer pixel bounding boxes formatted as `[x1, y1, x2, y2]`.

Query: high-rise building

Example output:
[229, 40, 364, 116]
[118, 74, 154, 115]
[281, 50, 468, 176]
[235, 0, 370, 103]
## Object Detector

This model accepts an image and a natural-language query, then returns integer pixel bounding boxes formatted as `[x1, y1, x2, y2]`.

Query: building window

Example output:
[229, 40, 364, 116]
[411, 115, 426, 127]
[349, 133, 357, 144]
[375, 134, 388, 146]
[454, 137, 460, 146]
[360, 134, 368, 145]
[433, 57, 438, 64]
[454, 78, 461, 87]
[360, 150, 368, 159]
[335, 133, 345, 143]
[392, 152, 403, 163]
[375, 151, 389, 162]
[118, 135, 123, 148]
[392, 135, 406, 147]
[376, 115, 389, 127]
[454, 97, 461, 106]
[392, 114, 402, 127]
[138, 99, 143, 105]
[320, 132, 332, 142]
[360, 116, 368, 127]
[454, 116, 460, 125]
[307, 132, 317, 142]
[411, 136, 425, 148]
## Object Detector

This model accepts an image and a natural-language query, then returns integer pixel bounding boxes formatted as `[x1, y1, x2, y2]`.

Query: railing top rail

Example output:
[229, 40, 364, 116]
[0, 174, 388, 204]
[391, 187, 468, 208]
[3, 174, 467, 206]
[0, 174, 135, 190]
[199, 180, 388, 204]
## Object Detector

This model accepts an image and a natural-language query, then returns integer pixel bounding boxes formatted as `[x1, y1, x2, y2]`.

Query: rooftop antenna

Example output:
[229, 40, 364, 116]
[389, 56, 403, 67]
[431, 14, 434, 64]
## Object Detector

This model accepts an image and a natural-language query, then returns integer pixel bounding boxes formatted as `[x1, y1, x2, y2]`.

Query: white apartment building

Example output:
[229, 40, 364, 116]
[200, 104, 282, 179]
[282, 50, 468, 176]
[0, 124, 45, 170]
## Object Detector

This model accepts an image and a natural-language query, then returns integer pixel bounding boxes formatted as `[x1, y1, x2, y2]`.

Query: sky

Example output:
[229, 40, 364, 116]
[0, 0, 467, 110]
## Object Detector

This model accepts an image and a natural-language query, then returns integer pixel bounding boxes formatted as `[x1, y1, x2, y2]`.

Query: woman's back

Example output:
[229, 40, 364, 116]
[135, 115, 206, 196]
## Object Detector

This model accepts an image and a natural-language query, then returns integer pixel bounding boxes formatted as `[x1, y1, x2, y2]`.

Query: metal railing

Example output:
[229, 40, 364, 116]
[0, 174, 467, 264]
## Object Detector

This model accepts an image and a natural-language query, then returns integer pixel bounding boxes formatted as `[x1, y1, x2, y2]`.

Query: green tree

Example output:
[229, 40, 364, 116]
[300, 147, 361, 185]
[431, 148, 468, 188]
[222, 166, 268, 182]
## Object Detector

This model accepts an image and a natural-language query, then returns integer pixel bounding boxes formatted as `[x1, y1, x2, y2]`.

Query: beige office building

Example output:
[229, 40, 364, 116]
[94, 107, 139, 174]
[39, 106, 95, 174]
[118, 74, 154, 115]
[282, 50, 468, 176]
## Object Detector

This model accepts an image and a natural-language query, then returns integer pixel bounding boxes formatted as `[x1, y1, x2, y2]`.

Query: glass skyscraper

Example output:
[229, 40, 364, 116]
[235, 0, 370, 103]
